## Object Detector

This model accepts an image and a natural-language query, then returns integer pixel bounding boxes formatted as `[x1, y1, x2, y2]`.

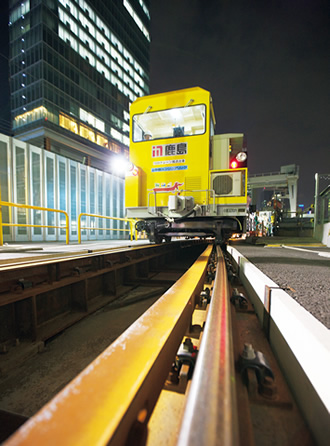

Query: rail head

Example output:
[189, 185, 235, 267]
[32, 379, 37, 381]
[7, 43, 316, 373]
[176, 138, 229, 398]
[177, 245, 239, 446]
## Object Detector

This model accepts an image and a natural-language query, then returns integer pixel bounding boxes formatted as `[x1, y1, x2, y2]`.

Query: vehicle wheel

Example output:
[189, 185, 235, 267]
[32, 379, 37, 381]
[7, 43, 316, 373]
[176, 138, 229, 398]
[154, 235, 163, 244]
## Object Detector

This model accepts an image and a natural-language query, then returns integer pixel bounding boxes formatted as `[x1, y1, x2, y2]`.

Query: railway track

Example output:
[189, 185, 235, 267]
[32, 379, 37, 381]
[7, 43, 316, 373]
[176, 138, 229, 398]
[0, 240, 204, 351]
[0, 241, 328, 445]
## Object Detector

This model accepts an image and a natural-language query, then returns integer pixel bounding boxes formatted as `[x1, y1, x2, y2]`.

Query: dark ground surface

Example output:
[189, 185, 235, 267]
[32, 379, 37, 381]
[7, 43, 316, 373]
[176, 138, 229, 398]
[0, 292, 161, 417]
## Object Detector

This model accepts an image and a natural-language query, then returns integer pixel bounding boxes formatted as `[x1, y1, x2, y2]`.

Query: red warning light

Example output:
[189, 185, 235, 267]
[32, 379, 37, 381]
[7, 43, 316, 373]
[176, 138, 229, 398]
[230, 160, 238, 169]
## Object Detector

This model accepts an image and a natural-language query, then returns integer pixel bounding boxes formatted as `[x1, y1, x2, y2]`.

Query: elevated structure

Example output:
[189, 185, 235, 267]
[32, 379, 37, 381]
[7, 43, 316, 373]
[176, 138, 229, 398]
[248, 164, 299, 214]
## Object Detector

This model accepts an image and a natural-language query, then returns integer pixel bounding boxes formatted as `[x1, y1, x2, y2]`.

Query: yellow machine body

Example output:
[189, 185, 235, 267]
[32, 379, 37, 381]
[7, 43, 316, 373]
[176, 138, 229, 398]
[125, 87, 248, 242]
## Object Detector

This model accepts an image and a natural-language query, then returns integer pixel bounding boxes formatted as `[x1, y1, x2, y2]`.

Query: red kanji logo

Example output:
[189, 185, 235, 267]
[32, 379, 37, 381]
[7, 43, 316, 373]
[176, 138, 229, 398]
[152, 145, 163, 157]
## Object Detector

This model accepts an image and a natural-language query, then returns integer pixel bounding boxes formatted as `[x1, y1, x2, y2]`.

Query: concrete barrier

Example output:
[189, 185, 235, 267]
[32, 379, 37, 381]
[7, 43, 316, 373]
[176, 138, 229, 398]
[228, 246, 330, 446]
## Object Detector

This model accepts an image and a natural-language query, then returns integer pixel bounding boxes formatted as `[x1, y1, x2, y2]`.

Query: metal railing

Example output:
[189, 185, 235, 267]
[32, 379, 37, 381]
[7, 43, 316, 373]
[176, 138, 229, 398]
[147, 188, 216, 215]
[0, 201, 69, 245]
[77, 213, 136, 243]
[0, 203, 136, 246]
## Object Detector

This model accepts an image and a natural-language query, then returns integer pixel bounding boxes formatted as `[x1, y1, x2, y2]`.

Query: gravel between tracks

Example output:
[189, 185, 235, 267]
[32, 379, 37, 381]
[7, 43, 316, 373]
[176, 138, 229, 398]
[0, 294, 160, 417]
[233, 244, 330, 329]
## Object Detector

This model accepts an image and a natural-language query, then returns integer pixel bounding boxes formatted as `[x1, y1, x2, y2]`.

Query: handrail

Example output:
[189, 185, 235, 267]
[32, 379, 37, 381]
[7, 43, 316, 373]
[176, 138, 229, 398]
[179, 188, 216, 212]
[177, 245, 239, 445]
[0, 201, 69, 245]
[4, 244, 213, 446]
[147, 188, 216, 214]
[78, 213, 136, 243]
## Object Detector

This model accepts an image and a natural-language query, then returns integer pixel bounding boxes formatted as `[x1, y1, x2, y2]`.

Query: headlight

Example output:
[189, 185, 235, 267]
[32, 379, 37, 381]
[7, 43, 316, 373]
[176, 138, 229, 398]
[236, 151, 247, 162]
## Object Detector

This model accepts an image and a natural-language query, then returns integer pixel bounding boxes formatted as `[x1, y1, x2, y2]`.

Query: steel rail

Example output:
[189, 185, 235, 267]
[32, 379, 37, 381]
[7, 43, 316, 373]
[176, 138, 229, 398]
[4, 244, 213, 446]
[177, 245, 239, 446]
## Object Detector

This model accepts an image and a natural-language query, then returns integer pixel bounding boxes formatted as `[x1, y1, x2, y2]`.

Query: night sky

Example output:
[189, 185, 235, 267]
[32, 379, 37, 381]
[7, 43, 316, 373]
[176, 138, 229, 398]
[149, 0, 330, 206]
[0, 1, 329, 207]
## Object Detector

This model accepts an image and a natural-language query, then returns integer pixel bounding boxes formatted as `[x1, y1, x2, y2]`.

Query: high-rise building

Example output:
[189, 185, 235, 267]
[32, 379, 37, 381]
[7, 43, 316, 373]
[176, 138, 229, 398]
[0, 0, 150, 244]
[8, 0, 150, 171]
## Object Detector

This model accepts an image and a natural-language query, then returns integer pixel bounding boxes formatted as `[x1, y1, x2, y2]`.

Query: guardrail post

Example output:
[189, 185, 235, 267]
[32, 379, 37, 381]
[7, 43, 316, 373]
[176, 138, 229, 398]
[0, 186, 3, 246]
[0, 202, 70, 245]
[78, 213, 82, 244]
[65, 212, 69, 244]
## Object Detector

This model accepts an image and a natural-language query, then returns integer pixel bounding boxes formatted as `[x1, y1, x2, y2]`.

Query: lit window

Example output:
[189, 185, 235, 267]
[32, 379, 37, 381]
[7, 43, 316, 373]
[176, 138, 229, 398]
[123, 60, 133, 77]
[96, 133, 108, 148]
[111, 60, 123, 78]
[111, 34, 123, 52]
[96, 31, 110, 52]
[59, 25, 78, 50]
[59, 0, 78, 16]
[78, 12, 95, 37]
[59, 113, 78, 134]
[111, 128, 123, 143]
[110, 45, 122, 64]
[138, 0, 150, 19]
[79, 28, 95, 51]
[57, 0, 148, 100]
[111, 74, 123, 93]
[79, 45, 95, 66]
[9, 0, 30, 24]
[13, 106, 46, 128]
[97, 47, 109, 65]
[109, 143, 121, 154]
[80, 123, 95, 142]
[123, 0, 150, 41]
[133, 104, 206, 142]
[80, 108, 105, 133]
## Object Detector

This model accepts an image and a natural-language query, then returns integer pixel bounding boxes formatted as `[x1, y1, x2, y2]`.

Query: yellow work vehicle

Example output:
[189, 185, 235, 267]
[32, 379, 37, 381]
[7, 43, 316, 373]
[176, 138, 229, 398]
[125, 87, 248, 244]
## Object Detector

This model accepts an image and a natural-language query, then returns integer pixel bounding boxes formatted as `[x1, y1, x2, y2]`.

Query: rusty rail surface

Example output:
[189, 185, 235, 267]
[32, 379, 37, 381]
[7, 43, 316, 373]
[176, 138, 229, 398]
[3, 244, 213, 446]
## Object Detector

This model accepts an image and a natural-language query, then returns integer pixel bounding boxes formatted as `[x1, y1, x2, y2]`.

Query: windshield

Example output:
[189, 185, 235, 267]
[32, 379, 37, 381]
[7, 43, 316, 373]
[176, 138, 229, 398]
[132, 104, 206, 142]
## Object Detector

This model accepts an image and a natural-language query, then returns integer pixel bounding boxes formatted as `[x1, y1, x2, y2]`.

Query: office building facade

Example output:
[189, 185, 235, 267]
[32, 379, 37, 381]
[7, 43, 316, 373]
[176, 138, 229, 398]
[9, 0, 150, 167]
[2, 0, 150, 242]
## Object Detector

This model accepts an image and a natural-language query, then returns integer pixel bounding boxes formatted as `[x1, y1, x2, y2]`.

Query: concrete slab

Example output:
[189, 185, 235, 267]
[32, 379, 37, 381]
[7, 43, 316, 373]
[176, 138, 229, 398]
[0, 240, 150, 265]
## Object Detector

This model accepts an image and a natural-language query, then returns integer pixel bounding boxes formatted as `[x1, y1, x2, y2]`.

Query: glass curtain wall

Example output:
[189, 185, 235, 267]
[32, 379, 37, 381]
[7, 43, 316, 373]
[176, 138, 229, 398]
[30, 147, 43, 239]
[0, 138, 12, 236]
[13, 142, 28, 240]
[0, 135, 125, 243]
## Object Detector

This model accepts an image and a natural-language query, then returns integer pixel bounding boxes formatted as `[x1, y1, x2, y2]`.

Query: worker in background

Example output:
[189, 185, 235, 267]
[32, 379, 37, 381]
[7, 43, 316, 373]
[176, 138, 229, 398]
[273, 198, 283, 223]
[267, 214, 273, 236]
[253, 212, 259, 233]
[307, 204, 314, 214]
